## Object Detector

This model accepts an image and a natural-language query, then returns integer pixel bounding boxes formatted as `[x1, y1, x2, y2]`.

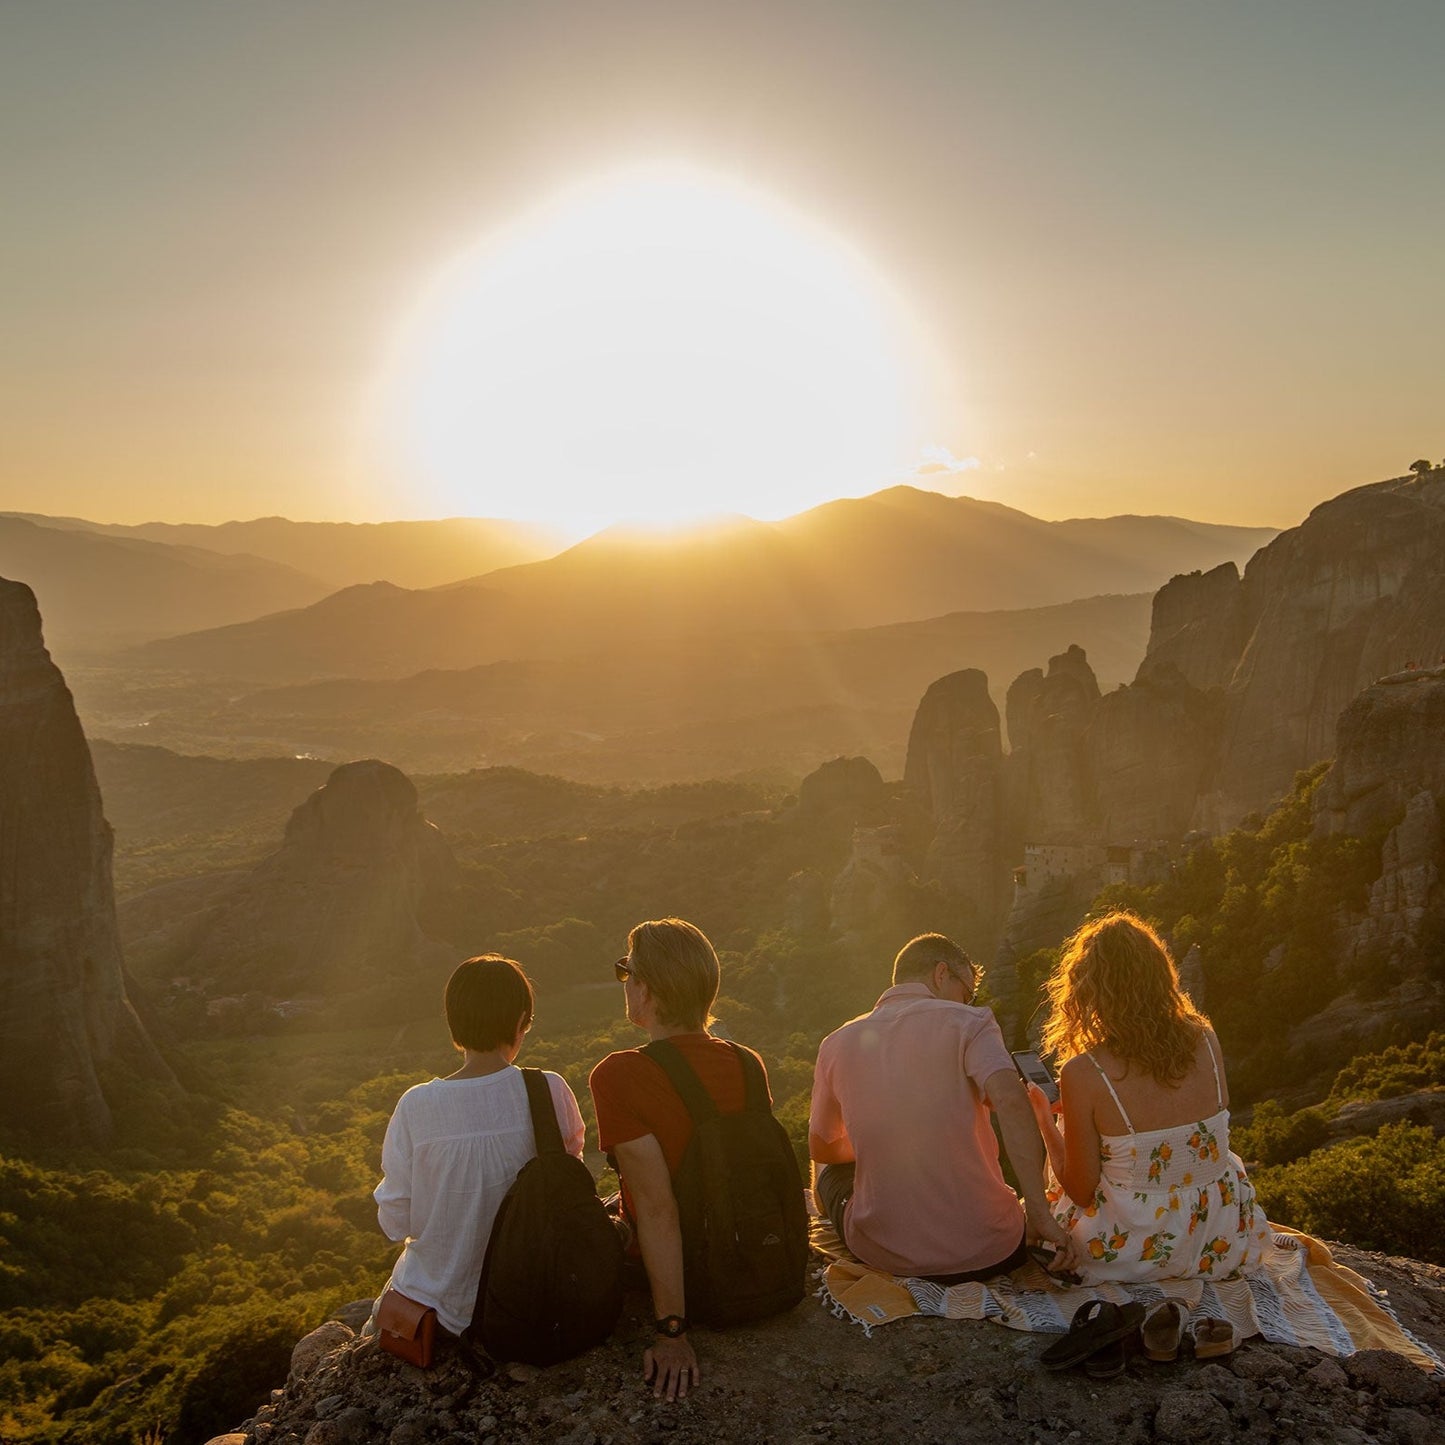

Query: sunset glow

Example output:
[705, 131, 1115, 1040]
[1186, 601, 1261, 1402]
[381, 165, 936, 532]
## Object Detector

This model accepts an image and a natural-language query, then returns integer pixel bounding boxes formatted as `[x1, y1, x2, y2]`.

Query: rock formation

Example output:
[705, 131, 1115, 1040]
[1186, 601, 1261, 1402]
[1138, 561, 1248, 691]
[206, 1247, 1445, 1445]
[1003, 645, 1100, 844]
[796, 755, 885, 825]
[1309, 669, 1445, 1037]
[0, 577, 168, 1146]
[1183, 474, 1445, 829]
[828, 825, 912, 941]
[1315, 667, 1445, 839]
[1088, 661, 1221, 841]
[903, 669, 1008, 928]
[124, 759, 460, 1000]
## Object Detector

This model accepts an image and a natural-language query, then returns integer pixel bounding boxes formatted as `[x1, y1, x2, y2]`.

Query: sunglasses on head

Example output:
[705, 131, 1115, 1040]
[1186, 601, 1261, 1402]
[613, 956, 633, 983]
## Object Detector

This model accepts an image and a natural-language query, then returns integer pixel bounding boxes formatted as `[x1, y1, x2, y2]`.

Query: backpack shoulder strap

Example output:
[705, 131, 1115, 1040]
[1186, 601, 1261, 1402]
[521, 1067, 566, 1156]
[729, 1042, 771, 1113]
[641, 1038, 719, 1123]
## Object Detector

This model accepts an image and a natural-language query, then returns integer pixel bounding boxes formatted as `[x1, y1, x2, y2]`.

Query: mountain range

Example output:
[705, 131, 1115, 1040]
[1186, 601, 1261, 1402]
[127, 487, 1275, 681]
[2, 512, 563, 591]
[0, 516, 331, 651]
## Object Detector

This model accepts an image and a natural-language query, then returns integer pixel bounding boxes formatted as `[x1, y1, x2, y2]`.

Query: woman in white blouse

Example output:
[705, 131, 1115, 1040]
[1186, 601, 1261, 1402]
[371, 954, 586, 1337]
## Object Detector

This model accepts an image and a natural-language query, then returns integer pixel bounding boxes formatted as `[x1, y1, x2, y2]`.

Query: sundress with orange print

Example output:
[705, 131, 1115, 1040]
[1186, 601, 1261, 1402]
[1044, 1050, 1270, 1286]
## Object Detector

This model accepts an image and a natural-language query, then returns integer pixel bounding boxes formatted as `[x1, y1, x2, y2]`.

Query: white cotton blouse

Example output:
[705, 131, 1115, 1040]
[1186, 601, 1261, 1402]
[373, 1067, 586, 1335]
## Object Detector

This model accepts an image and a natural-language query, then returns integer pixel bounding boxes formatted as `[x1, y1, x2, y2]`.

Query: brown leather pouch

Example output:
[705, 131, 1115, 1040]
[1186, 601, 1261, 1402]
[376, 1288, 437, 1368]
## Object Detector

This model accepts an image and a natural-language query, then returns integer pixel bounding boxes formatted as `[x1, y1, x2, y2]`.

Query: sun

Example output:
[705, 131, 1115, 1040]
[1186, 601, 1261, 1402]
[379, 163, 938, 533]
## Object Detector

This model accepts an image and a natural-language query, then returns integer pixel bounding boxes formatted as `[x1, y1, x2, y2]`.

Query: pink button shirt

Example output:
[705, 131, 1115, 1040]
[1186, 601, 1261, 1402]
[810, 982, 1022, 1276]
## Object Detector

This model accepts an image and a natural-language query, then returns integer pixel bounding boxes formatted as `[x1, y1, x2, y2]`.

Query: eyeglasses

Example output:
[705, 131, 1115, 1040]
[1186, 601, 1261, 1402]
[613, 956, 633, 983]
[945, 960, 983, 998]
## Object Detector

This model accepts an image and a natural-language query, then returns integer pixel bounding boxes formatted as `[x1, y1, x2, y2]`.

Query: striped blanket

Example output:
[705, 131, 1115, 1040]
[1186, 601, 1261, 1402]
[814, 1221, 1442, 1374]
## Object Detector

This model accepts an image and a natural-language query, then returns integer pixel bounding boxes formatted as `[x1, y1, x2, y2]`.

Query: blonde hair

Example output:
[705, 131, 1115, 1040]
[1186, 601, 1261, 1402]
[627, 918, 719, 1032]
[1040, 912, 1209, 1085]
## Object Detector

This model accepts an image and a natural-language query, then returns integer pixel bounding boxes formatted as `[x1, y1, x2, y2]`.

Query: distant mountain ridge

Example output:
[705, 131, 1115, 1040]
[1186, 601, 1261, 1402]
[4, 512, 566, 591]
[0, 516, 332, 651]
[129, 487, 1275, 681]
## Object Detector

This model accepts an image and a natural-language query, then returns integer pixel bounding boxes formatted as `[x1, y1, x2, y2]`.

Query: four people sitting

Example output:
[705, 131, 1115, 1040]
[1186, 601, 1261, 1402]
[372, 910, 1267, 1376]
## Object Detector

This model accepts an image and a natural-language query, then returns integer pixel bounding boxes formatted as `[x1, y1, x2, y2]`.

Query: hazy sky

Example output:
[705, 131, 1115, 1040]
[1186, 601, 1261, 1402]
[3, 0, 1442, 531]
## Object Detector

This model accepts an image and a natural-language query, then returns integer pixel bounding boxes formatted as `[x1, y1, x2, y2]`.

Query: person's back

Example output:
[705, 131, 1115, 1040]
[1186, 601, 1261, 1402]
[377, 1065, 583, 1333]
[372, 954, 585, 1338]
[589, 917, 804, 1401]
[809, 933, 1074, 1281]
[1030, 913, 1269, 1284]
[813, 988, 1025, 1275]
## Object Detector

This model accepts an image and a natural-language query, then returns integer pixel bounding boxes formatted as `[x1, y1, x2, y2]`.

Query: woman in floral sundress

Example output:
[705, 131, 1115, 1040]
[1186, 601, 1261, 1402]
[1027, 912, 1270, 1285]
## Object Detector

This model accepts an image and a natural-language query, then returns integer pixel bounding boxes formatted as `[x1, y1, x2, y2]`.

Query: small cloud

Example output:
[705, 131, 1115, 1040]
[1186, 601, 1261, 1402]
[916, 444, 981, 475]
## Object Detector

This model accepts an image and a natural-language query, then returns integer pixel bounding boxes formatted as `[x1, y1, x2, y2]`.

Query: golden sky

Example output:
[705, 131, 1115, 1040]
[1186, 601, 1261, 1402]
[3, 1, 1442, 532]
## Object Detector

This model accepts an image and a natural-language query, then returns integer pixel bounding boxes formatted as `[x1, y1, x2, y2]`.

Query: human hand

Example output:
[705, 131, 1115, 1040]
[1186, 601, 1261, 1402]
[1025, 1201, 1080, 1273]
[1026, 1082, 1061, 1127]
[643, 1334, 700, 1401]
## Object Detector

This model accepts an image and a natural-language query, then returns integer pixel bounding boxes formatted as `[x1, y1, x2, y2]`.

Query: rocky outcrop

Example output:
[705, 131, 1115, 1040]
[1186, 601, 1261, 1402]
[1139, 561, 1248, 691]
[125, 760, 460, 999]
[829, 825, 912, 940]
[1003, 646, 1100, 845]
[1315, 668, 1445, 839]
[1088, 662, 1222, 841]
[1311, 670, 1445, 1004]
[0, 577, 169, 1146]
[207, 1247, 1444, 1445]
[903, 670, 1008, 926]
[796, 756, 884, 825]
[1201, 475, 1445, 828]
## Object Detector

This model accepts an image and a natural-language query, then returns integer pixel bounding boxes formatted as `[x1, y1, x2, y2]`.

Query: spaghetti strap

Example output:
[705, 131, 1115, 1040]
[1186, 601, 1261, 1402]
[1086, 1051, 1134, 1133]
[1204, 1033, 1224, 1111]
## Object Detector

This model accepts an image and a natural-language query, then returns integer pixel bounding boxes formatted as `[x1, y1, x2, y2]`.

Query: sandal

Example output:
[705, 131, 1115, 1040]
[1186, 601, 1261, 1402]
[1193, 1317, 1237, 1359]
[1141, 1297, 1190, 1362]
[1040, 1299, 1145, 1372]
[1084, 1335, 1128, 1379]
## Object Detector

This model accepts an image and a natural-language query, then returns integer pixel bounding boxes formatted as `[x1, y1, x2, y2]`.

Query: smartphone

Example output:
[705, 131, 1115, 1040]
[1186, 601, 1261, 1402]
[1012, 1049, 1059, 1105]
[1027, 1243, 1082, 1286]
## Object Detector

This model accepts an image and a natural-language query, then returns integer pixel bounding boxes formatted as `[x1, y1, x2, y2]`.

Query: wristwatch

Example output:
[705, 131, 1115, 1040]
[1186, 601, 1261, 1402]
[654, 1314, 689, 1338]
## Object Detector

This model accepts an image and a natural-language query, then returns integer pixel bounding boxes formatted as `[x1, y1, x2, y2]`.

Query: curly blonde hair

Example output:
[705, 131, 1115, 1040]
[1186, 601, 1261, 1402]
[1040, 912, 1209, 1084]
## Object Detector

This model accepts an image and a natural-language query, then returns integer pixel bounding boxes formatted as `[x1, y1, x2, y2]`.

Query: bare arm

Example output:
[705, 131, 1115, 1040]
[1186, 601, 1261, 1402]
[986, 1068, 1077, 1266]
[612, 1133, 700, 1401]
[1034, 1056, 1103, 1209]
[808, 1129, 856, 1166]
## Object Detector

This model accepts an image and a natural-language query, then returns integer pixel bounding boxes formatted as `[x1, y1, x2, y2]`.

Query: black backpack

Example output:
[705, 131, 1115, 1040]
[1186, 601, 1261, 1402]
[466, 1069, 624, 1366]
[641, 1038, 809, 1328]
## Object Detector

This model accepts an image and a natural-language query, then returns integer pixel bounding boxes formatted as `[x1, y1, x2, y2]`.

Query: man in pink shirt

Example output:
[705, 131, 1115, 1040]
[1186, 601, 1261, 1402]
[809, 933, 1074, 1280]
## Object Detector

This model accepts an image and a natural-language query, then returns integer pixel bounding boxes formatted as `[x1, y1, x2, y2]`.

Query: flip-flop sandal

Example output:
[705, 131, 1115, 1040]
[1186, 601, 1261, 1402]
[1193, 1317, 1237, 1359]
[1040, 1299, 1145, 1371]
[1085, 1335, 1130, 1379]
[1141, 1297, 1190, 1362]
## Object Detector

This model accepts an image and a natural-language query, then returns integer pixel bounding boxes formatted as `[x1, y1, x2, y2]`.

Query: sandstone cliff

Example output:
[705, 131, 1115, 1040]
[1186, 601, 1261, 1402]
[1171, 475, 1445, 829]
[1291, 668, 1445, 1061]
[123, 759, 460, 1002]
[903, 669, 1009, 933]
[0, 577, 169, 1146]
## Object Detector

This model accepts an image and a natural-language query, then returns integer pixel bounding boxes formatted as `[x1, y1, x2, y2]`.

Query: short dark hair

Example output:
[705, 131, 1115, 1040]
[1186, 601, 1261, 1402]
[892, 932, 980, 992]
[445, 954, 534, 1052]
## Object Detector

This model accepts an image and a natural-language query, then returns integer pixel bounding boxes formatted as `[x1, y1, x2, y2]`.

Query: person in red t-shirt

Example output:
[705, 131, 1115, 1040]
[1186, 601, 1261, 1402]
[589, 917, 767, 1402]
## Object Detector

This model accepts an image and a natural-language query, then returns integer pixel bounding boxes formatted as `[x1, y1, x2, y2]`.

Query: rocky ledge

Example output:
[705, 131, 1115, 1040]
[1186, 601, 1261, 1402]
[207, 1245, 1442, 1445]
